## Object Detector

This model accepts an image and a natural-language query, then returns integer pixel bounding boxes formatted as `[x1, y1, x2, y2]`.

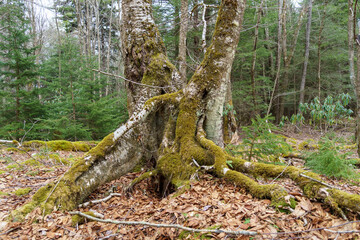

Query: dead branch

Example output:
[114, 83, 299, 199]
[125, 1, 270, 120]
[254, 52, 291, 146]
[78, 193, 122, 208]
[68, 211, 258, 236]
[299, 173, 340, 190]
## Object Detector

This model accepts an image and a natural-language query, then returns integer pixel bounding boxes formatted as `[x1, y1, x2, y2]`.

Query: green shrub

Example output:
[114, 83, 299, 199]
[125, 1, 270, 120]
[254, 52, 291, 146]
[305, 138, 358, 179]
[281, 94, 353, 132]
[242, 115, 292, 162]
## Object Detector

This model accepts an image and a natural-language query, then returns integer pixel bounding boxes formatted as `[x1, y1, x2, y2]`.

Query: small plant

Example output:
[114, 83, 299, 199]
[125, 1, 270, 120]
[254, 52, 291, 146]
[223, 103, 236, 116]
[282, 94, 353, 132]
[242, 115, 292, 162]
[305, 138, 358, 179]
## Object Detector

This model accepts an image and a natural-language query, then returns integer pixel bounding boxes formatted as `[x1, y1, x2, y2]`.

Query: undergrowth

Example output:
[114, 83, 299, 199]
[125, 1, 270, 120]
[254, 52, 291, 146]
[305, 138, 358, 180]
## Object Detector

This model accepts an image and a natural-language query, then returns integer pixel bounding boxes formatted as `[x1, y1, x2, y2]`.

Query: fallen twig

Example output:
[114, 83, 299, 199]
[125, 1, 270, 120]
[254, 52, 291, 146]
[42, 172, 67, 221]
[78, 193, 122, 208]
[299, 173, 340, 190]
[69, 211, 258, 236]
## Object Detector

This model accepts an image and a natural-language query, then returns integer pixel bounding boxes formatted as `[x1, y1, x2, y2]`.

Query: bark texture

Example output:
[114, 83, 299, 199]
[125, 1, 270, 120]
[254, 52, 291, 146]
[299, 0, 312, 106]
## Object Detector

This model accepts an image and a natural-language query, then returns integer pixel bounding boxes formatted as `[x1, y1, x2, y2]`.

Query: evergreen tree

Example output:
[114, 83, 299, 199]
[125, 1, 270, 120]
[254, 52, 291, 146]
[0, 0, 42, 140]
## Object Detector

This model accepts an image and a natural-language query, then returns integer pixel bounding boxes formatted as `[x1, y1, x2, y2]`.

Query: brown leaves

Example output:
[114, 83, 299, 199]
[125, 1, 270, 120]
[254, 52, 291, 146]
[1, 146, 360, 239]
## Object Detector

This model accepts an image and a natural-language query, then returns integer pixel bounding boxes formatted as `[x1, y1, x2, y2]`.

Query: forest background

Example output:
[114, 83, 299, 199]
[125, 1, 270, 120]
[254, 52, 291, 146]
[0, 0, 355, 142]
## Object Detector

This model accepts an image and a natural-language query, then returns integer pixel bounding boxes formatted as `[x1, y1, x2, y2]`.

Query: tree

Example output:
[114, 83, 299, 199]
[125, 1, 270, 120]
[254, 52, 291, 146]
[12, 0, 360, 222]
[299, 0, 313, 106]
[0, 0, 42, 140]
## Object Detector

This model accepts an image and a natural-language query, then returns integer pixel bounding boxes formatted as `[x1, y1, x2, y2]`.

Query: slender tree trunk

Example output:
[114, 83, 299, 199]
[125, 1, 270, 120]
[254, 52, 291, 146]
[267, 0, 283, 116]
[105, 0, 114, 96]
[356, 35, 360, 155]
[54, 3, 62, 85]
[201, 2, 207, 53]
[250, 1, 264, 116]
[178, 0, 188, 86]
[317, 0, 328, 100]
[264, 0, 274, 79]
[279, 4, 307, 117]
[192, 0, 200, 58]
[299, 0, 313, 107]
[348, 0, 357, 98]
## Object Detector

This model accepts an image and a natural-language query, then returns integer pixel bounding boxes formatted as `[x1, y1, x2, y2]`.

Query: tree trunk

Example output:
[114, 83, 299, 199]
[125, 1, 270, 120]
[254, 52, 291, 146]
[348, 0, 357, 98]
[299, 0, 313, 107]
[178, 0, 188, 85]
[267, 0, 283, 117]
[250, 1, 264, 116]
[317, 0, 328, 100]
[279, 3, 307, 117]
[105, 0, 114, 97]
[13, 0, 360, 222]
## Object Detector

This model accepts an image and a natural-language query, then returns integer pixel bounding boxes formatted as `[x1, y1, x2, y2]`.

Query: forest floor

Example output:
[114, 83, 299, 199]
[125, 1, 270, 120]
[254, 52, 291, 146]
[1, 125, 360, 239]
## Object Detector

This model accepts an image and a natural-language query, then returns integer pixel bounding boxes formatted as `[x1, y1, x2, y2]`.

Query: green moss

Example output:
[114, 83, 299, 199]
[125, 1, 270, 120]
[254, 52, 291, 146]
[10, 202, 38, 222]
[26, 170, 39, 176]
[72, 142, 92, 152]
[22, 140, 46, 148]
[6, 147, 19, 152]
[0, 191, 9, 196]
[48, 154, 69, 165]
[22, 159, 41, 166]
[47, 140, 74, 151]
[0, 170, 5, 175]
[13, 188, 32, 196]
[6, 164, 21, 170]
[142, 53, 175, 87]
[131, 158, 147, 172]
[86, 133, 114, 159]
[22, 140, 93, 152]
[71, 211, 96, 226]
[298, 139, 318, 151]
[328, 189, 360, 212]
[224, 169, 291, 208]
[157, 152, 196, 189]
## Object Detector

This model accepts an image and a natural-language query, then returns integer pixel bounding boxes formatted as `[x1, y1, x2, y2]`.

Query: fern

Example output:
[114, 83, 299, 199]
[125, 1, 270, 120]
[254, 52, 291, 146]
[305, 138, 357, 179]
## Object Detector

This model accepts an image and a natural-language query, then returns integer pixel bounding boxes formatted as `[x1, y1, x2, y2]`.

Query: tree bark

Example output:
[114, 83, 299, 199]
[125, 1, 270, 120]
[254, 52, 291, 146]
[279, 3, 307, 117]
[12, 0, 360, 223]
[299, 0, 313, 107]
[267, 0, 283, 117]
[348, 0, 357, 98]
[178, 0, 188, 85]
[249, 1, 264, 116]
[317, 0, 328, 100]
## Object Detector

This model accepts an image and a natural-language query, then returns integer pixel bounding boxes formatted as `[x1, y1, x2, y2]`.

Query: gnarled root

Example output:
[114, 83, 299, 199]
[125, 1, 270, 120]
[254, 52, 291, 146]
[125, 169, 159, 192]
[229, 157, 360, 218]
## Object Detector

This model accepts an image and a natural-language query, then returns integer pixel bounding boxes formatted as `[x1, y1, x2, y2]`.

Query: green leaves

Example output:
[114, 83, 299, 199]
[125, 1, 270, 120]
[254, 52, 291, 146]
[305, 138, 358, 180]
[241, 115, 292, 162]
[284, 94, 353, 131]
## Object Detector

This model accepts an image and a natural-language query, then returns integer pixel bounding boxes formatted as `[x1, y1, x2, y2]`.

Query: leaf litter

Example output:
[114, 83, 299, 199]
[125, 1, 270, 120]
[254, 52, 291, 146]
[0, 146, 360, 239]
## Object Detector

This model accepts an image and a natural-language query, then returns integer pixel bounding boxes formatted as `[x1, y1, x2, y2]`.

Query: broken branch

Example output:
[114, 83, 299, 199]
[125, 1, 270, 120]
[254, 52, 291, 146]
[68, 211, 258, 236]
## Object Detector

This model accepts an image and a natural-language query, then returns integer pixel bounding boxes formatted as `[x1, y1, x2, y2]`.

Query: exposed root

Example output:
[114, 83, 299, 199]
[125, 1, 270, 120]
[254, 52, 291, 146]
[125, 169, 159, 192]
[229, 156, 360, 217]
[196, 121, 294, 209]
[78, 193, 122, 208]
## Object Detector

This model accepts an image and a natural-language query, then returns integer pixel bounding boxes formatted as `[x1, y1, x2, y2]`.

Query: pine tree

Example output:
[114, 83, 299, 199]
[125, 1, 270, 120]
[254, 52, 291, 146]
[0, 0, 41, 140]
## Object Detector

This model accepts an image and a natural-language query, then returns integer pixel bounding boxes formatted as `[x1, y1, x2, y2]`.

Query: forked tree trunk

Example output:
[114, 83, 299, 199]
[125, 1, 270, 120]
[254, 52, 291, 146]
[12, 0, 360, 222]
